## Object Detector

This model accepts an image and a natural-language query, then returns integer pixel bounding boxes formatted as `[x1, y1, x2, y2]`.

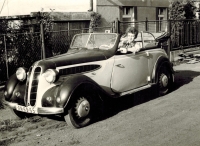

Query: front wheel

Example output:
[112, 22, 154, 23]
[157, 66, 172, 96]
[64, 88, 98, 128]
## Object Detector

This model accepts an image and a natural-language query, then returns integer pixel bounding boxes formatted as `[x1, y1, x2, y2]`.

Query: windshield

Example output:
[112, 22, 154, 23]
[70, 33, 117, 51]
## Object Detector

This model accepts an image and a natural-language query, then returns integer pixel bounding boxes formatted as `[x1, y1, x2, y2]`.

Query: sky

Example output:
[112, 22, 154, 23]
[0, 0, 90, 16]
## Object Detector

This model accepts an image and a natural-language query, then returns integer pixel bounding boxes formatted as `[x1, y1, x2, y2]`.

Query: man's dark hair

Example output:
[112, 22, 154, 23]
[125, 26, 138, 39]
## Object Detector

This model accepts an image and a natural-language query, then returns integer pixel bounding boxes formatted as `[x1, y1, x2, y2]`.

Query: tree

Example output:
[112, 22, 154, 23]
[168, 0, 197, 48]
[169, 0, 197, 20]
[39, 11, 54, 58]
[0, 12, 54, 75]
[169, 0, 185, 20]
[168, 0, 185, 47]
[89, 12, 101, 33]
[184, 0, 197, 19]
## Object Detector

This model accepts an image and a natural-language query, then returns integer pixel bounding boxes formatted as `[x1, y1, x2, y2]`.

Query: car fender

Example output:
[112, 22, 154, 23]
[61, 75, 104, 108]
[151, 56, 174, 83]
[41, 75, 105, 109]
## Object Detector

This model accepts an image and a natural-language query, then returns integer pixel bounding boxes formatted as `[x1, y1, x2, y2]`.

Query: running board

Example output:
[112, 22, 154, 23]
[120, 84, 154, 96]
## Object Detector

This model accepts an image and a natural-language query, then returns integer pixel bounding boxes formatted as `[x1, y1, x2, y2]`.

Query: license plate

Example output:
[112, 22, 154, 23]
[16, 105, 36, 114]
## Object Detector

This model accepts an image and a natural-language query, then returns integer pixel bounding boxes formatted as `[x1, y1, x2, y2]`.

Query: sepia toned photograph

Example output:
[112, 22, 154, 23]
[1, 0, 200, 145]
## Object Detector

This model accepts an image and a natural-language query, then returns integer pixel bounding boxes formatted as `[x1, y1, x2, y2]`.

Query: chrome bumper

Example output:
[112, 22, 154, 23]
[4, 101, 64, 115]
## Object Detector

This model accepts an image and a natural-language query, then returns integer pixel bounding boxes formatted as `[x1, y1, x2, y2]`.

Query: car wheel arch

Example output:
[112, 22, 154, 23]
[59, 75, 104, 110]
[151, 56, 174, 84]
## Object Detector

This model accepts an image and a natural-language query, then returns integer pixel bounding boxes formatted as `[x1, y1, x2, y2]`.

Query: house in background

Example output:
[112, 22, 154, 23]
[1, 0, 200, 33]
[92, 0, 169, 33]
[0, 0, 170, 33]
[92, 0, 200, 33]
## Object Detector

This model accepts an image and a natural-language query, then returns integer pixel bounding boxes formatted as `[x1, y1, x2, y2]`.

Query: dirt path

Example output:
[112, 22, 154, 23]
[1, 62, 200, 146]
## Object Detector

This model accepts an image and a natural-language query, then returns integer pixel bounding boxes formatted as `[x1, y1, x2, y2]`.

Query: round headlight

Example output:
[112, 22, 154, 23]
[16, 67, 27, 81]
[43, 69, 58, 83]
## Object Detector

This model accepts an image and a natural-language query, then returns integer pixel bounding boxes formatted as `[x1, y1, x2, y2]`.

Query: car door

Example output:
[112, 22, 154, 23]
[111, 52, 149, 93]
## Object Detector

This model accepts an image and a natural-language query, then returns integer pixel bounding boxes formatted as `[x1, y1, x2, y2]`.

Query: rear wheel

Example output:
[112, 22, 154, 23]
[157, 66, 172, 96]
[64, 87, 100, 128]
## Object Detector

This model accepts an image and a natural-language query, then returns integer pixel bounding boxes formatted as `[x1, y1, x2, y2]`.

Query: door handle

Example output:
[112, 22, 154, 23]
[116, 64, 124, 68]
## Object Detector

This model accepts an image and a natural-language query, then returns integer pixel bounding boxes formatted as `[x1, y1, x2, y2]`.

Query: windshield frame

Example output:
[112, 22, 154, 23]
[70, 33, 118, 50]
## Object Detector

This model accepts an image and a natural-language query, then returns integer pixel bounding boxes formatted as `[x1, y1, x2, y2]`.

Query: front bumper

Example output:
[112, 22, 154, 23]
[4, 101, 64, 115]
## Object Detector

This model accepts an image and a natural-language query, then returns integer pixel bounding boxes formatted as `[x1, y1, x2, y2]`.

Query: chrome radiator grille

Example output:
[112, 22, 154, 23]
[25, 66, 41, 106]
[24, 67, 32, 106]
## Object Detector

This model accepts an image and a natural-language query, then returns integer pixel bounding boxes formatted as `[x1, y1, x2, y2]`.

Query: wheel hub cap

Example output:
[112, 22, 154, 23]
[161, 75, 168, 87]
[77, 100, 90, 118]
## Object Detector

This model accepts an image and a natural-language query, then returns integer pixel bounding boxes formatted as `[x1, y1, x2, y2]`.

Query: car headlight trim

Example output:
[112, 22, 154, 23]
[16, 67, 27, 81]
[43, 69, 58, 83]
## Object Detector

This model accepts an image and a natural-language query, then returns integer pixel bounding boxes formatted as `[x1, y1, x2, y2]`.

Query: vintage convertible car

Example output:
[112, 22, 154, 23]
[4, 32, 174, 128]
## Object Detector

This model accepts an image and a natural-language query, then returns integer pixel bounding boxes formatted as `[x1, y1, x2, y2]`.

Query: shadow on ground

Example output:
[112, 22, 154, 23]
[173, 70, 200, 91]
[100, 70, 200, 122]
[101, 87, 158, 121]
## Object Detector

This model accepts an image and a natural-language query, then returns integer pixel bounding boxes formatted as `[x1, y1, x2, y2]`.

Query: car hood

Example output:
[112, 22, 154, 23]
[35, 49, 107, 70]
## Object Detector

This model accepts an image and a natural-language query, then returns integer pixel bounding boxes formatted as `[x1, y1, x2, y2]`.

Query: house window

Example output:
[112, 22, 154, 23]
[121, 7, 137, 33]
[157, 7, 168, 32]
[122, 7, 137, 21]
[123, 7, 132, 16]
